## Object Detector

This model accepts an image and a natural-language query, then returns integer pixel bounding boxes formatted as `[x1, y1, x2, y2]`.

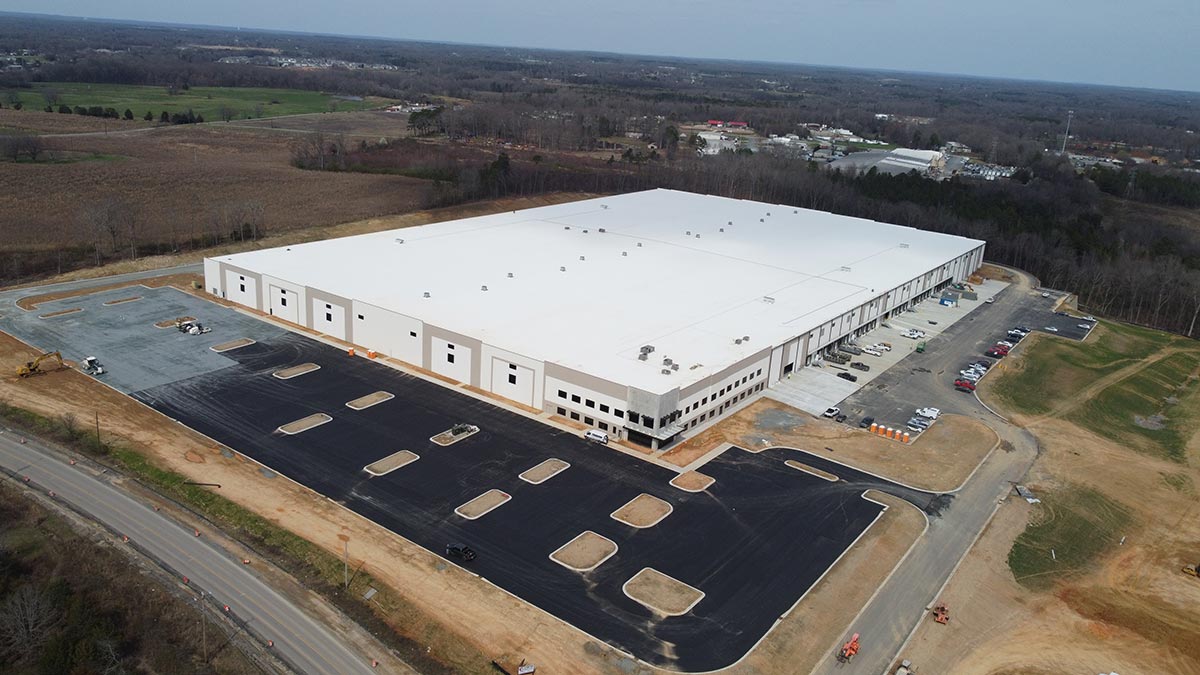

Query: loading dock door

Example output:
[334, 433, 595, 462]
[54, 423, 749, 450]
[270, 286, 299, 324]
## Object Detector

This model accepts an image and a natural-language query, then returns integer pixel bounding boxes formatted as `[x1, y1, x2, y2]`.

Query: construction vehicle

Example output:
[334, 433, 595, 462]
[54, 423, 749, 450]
[836, 633, 860, 663]
[80, 356, 105, 376]
[175, 317, 212, 335]
[1183, 562, 1199, 577]
[893, 659, 916, 675]
[16, 351, 63, 378]
[931, 602, 950, 624]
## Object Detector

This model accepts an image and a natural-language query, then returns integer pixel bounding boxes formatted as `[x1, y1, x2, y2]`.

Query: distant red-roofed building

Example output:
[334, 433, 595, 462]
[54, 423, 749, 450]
[707, 120, 724, 127]
[727, 121, 749, 128]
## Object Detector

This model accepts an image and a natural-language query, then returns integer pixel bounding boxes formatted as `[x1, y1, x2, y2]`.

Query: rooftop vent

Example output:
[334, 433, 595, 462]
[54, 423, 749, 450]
[661, 369, 672, 375]
[481, 285, 488, 291]
[840, 266, 852, 272]
[671, 363, 679, 371]
[599, 228, 606, 233]
[743, 335, 750, 341]
[762, 296, 776, 304]
[686, 230, 691, 236]
[601, 204, 609, 209]
[507, 272, 514, 278]
[663, 357, 673, 366]
[641, 345, 655, 354]
[394, 238, 404, 244]
[622, 251, 628, 257]
[766, 212, 771, 216]
[560, 266, 567, 272]
[564, 226, 571, 230]
[719, 228, 725, 232]
[637, 242, 643, 248]
[583, 229, 589, 234]
[759, 218, 764, 222]
[899, 243, 910, 248]
[794, 210, 798, 214]
[638, 353, 648, 361]
[695, 234, 701, 239]
[422, 291, 430, 298]
[735, 338, 743, 345]
[579, 255, 586, 261]
[728, 221, 733, 225]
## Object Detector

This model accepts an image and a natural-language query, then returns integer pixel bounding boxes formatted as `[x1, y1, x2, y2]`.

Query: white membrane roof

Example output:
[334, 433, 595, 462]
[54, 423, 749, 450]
[214, 189, 983, 394]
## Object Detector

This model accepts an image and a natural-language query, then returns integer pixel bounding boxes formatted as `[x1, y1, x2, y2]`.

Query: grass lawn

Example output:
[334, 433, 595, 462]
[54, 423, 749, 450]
[990, 320, 1183, 416]
[1068, 350, 1200, 461]
[2, 82, 393, 121]
[1008, 484, 1132, 590]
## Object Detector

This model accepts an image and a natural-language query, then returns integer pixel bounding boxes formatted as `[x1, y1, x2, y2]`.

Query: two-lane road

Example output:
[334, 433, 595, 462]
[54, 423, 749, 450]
[0, 431, 383, 675]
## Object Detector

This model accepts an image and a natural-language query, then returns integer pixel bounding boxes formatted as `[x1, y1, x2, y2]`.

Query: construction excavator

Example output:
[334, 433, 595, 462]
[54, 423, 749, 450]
[1183, 561, 1199, 578]
[836, 633, 860, 664]
[16, 351, 63, 378]
[931, 602, 951, 624]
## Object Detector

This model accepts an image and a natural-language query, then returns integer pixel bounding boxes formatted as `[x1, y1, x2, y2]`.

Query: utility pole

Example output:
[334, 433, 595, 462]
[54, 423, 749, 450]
[1060, 110, 1074, 154]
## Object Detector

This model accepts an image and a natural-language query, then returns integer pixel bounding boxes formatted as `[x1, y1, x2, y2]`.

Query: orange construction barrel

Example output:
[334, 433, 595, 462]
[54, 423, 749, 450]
[902, 432, 911, 443]
[367, 350, 377, 359]
[347, 348, 355, 357]
[886, 427, 894, 439]
[869, 422, 878, 433]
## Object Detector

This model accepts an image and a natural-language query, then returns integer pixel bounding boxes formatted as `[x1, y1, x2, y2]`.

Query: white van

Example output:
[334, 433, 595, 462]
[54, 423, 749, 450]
[584, 429, 609, 444]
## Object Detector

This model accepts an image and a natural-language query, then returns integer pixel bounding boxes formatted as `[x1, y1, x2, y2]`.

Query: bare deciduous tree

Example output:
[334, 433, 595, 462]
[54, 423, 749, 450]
[0, 585, 60, 662]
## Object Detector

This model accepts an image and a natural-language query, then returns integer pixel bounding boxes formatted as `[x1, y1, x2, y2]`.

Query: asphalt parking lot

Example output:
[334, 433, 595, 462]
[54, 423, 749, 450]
[836, 282, 1082, 433]
[124, 333, 940, 671]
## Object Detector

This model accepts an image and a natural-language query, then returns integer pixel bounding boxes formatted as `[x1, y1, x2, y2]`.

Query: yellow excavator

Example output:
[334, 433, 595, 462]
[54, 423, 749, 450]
[16, 351, 64, 378]
[1184, 562, 1199, 578]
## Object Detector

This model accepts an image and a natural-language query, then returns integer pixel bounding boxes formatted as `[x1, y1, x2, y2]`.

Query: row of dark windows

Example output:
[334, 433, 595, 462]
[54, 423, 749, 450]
[555, 389, 624, 420]
[555, 407, 614, 433]
[683, 368, 763, 415]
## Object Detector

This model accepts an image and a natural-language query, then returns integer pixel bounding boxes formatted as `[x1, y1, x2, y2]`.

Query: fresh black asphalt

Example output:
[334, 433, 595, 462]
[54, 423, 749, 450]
[128, 333, 935, 671]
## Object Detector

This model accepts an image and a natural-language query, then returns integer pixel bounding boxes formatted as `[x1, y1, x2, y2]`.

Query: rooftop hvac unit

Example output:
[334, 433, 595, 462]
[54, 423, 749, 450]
[661, 369, 672, 375]
[601, 204, 609, 209]
[507, 272, 514, 278]
[638, 353, 648, 361]
[899, 243, 910, 248]
[762, 296, 775, 304]
[686, 231, 691, 235]
[622, 251, 628, 256]
[663, 358, 673, 366]
[743, 335, 750, 342]
[422, 291, 431, 298]
[560, 266, 567, 272]
[641, 345, 655, 354]
[759, 218, 764, 222]
[599, 228, 606, 233]
[481, 285, 488, 291]
[695, 234, 701, 238]
[735, 338, 743, 345]
[583, 229, 589, 234]
[719, 228, 724, 232]
[728, 221, 733, 225]
[794, 210, 798, 214]
[671, 363, 679, 371]
[564, 226, 570, 230]
[766, 212, 771, 216]
[840, 266, 852, 272]
[579, 255, 586, 261]
[637, 242, 643, 247]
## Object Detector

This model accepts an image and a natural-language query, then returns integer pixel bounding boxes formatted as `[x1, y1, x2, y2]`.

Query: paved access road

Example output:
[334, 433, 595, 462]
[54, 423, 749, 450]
[0, 431, 381, 675]
[809, 268, 1044, 675]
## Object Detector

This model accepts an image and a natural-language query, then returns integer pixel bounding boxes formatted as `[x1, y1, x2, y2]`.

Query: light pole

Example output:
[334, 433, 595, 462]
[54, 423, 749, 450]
[1060, 110, 1074, 154]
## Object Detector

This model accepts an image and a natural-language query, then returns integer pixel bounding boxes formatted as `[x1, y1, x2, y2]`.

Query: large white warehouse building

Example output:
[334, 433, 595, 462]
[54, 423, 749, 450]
[205, 189, 985, 448]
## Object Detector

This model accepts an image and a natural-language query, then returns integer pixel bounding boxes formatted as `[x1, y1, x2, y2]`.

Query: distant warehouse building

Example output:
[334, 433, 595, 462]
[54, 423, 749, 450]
[205, 190, 984, 449]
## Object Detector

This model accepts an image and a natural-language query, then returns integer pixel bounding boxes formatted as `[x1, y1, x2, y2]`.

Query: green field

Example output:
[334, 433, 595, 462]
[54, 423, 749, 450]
[1008, 485, 1132, 590]
[2, 82, 389, 120]
[990, 320, 1182, 416]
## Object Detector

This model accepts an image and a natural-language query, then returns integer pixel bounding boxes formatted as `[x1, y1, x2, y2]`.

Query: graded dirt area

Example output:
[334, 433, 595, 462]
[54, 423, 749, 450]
[454, 489, 511, 520]
[549, 531, 618, 572]
[611, 493, 673, 528]
[346, 390, 393, 410]
[519, 458, 569, 484]
[364, 450, 419, 476]
[669, 470, 714, 492]
[623, 568, 704, 616]
[102, 295, 141, 305]
[211, 337, 255, 352]
[277, 413, 332, 434]
[785, 460, 838, 482]
[273, 362, 319, 379]
[663, 398, 996, 491]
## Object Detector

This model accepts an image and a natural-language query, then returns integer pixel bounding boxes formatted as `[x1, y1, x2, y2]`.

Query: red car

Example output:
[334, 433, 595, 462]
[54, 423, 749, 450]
[985, 349, 1006, 358]
[954, 379, 976, 390]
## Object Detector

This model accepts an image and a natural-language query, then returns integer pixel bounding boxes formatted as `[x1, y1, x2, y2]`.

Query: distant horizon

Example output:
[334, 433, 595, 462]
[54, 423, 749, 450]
[1, 2, 1197, 94]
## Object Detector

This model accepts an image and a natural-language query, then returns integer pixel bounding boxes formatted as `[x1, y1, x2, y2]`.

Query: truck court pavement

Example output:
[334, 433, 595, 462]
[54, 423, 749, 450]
[129, 333, 944, 671]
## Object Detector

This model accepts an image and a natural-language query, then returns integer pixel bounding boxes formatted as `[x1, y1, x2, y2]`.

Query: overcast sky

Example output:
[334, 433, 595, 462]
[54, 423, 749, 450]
[9, 0, 1200, 92]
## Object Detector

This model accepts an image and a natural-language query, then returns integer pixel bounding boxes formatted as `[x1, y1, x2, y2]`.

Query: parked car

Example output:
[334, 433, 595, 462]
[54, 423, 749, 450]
[1014, 326, 1032, 333]
[907, 418, 930, 430]
[1081, 315, 1096, 322]
[1077, 323, 1092, 330]
[873, 343, 893, 351]
[446, 543, 477, 561]
[822, 407, 841, 418]
[954, 379, 976, 390]
[955, 384, 975, 393]
[996, 341, 1014, 348]
[916, 407, 941, 419]
[1055, 311, 1069, 316]
[859, 416, 876, 428]
[985, 349, 1006, 358]
[862, 348, 882, 357]
[837, 372, 858, 382]
[1044, 326, 1059, 332]
[835, 413, 847, 423]
[850, 361, 870, 371]
[971, 360, 992, 369]
[985, 297, 995, 303]
[1041, 292, 1050, 298]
